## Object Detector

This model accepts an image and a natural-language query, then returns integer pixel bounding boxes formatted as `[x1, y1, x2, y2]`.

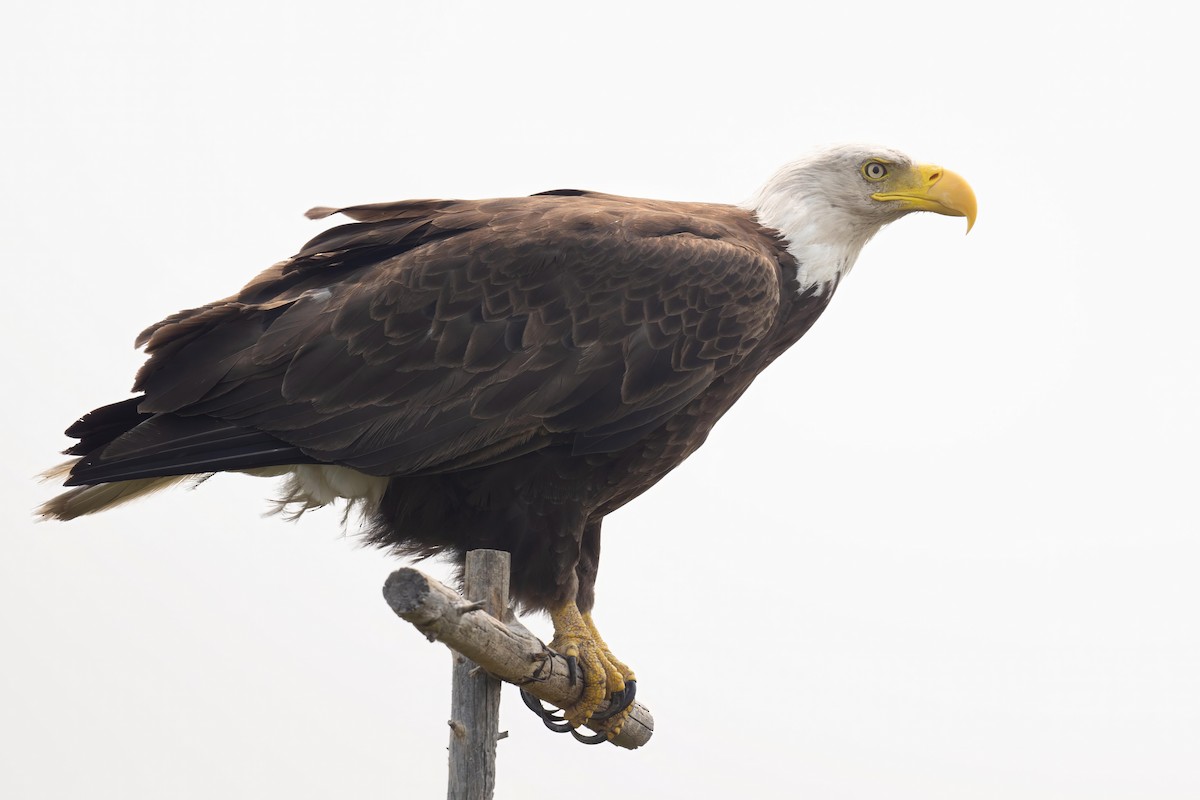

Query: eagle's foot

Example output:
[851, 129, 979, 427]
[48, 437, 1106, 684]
[547, 602, 612, 728]
[525, 601, 636, 738]
[576, 610, 637, 738]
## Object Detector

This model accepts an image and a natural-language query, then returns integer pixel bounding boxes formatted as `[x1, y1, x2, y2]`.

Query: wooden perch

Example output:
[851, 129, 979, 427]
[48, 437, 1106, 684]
[448, 550, 507, 799]
[382, 566, 654, 750]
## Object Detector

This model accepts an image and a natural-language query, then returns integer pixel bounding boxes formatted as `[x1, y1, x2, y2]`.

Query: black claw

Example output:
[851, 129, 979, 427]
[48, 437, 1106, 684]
[589, 692, 623, 722]
[590, 680, 637, 722]
[571, 729, 609, 745]
[520, 689, 573, 732]
[520, 688, 550, 716]
[543, 717, 576, 734]
[519, 685, 628, 744]
[565, 655, 578, 686]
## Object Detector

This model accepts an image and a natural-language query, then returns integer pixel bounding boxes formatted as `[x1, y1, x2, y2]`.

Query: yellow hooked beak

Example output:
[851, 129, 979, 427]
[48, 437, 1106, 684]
[872, 164, 977, 233]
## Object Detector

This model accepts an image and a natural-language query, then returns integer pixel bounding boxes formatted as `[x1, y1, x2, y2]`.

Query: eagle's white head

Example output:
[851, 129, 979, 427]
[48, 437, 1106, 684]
[745, 144, 977, 293]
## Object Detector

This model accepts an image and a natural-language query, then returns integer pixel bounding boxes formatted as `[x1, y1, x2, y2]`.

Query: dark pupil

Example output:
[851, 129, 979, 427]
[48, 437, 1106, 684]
[869, 164, 883, 177]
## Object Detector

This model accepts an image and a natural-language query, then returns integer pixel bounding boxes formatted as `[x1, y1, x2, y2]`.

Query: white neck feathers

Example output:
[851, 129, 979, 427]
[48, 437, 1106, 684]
[743, 161, 883, 294]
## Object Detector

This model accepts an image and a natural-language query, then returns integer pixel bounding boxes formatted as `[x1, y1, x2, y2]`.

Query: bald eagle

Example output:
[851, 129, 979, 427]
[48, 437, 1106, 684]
[40, 145, 975, 740]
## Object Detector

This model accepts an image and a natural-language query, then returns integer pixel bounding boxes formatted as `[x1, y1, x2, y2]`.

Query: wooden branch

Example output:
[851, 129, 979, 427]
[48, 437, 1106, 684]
[383, 566, 654, 750]
[447, 550, 508, 799]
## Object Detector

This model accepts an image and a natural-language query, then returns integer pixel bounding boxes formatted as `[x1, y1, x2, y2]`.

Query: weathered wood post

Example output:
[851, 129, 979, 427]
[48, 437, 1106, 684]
[447, 549, 509, 800]
[382, 558, 654, 761]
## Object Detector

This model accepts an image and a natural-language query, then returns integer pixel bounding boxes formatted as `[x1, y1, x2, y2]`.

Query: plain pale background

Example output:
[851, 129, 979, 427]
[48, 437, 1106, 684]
[3, 2, 1196, 798]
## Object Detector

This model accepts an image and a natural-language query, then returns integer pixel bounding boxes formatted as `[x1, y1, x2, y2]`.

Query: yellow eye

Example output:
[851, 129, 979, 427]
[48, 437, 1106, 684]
[862, 161, 888, 181]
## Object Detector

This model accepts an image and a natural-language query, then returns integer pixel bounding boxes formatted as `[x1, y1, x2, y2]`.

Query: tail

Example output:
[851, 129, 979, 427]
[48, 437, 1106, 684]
[40, 395, 316, 520]
[37, 462, 195, 520]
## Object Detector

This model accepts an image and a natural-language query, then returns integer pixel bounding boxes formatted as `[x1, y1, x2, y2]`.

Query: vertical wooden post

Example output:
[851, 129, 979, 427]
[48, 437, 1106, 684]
[447, 549, 510, 800]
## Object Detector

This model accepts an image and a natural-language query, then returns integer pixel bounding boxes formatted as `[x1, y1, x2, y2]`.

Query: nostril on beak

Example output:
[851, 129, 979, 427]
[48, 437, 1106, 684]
[928, 170, 942, 184]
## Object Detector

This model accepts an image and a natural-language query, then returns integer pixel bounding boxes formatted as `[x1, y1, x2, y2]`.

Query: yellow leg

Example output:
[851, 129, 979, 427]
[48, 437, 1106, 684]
[583, 611, 636, 692]
[582, 611, 637, 739]
[547, 601, 636, 737]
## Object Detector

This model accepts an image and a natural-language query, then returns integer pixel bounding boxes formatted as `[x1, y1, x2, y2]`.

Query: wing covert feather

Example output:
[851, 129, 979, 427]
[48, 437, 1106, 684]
[132, 195, 784, 476]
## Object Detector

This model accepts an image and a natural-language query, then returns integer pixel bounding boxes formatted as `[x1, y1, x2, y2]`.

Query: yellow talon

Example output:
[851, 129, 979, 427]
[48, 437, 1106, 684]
[548, 601, 636, 734]
[584, 611, 636, 692]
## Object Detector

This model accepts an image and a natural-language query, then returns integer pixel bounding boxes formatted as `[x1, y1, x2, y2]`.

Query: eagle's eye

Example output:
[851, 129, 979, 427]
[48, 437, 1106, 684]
[862, 161, 888, 181]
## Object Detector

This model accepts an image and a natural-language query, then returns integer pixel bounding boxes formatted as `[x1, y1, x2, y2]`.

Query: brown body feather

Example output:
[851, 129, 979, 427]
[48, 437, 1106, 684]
[47, 191, 831, 611]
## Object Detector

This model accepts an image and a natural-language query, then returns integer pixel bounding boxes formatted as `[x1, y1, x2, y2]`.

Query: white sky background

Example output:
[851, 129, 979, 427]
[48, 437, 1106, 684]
[2, 1, 1196, 797]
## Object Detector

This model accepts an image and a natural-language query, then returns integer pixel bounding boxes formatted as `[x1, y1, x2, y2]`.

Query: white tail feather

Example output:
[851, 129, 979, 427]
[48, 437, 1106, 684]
[37, 475, 195, 520]
[37, 462, 388, 521]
